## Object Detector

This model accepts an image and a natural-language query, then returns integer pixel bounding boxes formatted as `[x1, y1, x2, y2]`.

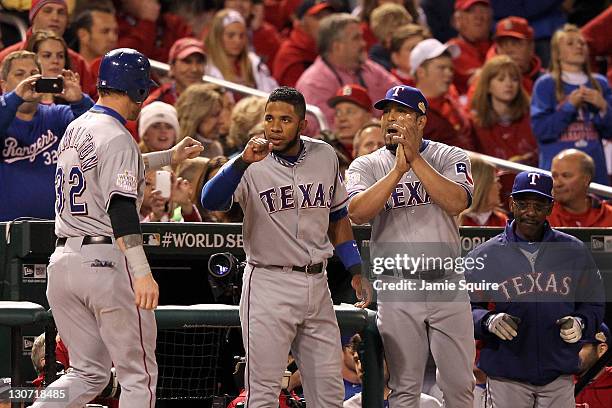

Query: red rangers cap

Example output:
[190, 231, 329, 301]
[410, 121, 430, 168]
[328, 84, 373, 112]
[494, 16, 534, 41]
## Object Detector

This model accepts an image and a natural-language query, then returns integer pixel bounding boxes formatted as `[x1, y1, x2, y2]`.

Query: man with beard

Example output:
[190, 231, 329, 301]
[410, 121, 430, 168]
[200, 86, 372, 408]
[576, 323, 612, 408]
[346, 85, 476, 408]
[464, 171, 605, 408]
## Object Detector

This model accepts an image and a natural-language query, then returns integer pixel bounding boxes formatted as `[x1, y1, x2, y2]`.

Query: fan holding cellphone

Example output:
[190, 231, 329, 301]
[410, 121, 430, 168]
[35, 77, 64, 93]
[155, 170, 172, 199]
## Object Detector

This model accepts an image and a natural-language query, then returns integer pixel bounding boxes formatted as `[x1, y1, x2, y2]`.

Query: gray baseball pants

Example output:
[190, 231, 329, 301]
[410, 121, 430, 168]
[377, 274, 475, 408]
[31, 237, 157, 408]
[487, 375, 574, 408]
[240, 264, 344, 408]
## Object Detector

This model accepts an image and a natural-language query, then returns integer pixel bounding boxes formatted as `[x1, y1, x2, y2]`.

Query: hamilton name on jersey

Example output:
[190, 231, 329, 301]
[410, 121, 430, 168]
[385, 181, 431, 210]
[2, 130, 58, 164]
[259, 182, 335, 213]
[57, 125, 99, 171]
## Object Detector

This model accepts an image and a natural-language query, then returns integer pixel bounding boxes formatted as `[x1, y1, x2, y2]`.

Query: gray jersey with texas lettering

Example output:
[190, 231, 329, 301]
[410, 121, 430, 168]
[54, 110, 145, 238]
[345, 140, 473, 264]
[230, 136, 348, 267]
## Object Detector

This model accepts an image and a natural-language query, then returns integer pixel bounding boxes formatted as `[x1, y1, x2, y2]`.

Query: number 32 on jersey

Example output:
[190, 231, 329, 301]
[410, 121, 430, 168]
[55, 166, 88, 215]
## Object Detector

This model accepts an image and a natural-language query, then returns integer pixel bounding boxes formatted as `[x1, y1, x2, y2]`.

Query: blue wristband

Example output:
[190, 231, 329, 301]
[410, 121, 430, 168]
[336, 240, 362, 271]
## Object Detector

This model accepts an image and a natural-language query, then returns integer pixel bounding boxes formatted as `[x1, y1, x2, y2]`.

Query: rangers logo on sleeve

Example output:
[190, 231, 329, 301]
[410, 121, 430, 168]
[455, 162, 473, 185]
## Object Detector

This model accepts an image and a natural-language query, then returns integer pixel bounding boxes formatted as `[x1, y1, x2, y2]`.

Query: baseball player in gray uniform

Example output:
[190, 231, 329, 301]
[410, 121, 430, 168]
[201, 87, 373, 408]
[346, 85, 476, 408]
[31, 48, 202, 408]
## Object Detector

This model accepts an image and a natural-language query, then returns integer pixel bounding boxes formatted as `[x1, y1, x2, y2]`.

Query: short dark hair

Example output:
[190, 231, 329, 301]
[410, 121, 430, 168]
[72, 3, 116, 34]
[97, 88, 126, 98]
[266, 87, 306, 120]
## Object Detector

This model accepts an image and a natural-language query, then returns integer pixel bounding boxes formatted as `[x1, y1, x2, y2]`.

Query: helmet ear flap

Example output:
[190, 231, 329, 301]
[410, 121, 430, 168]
[128, 87, 149, 104]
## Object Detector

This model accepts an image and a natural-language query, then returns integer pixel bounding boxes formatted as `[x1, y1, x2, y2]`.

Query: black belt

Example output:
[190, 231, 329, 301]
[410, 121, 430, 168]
[56, 236, 113, 247]
[381, 268, 446, 281]
[292, 262, 324, 274]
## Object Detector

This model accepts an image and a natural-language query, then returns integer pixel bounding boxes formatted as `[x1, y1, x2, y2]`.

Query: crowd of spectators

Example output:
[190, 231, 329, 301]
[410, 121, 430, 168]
[1, 0, 611, 227]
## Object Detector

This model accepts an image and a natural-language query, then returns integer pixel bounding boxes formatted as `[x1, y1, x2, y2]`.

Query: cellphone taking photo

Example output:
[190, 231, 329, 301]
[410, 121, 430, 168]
[35, 77, 64, 94]
[155, 170, 172, 199]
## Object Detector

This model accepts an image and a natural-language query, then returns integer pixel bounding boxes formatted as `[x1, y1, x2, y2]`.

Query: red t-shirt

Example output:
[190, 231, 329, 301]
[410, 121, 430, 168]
[447, 36, 492, 95]
[263, 0, 300, 33]
[425, 93, 475, 151]
[391, 69, 415, 86]
[360, 22, 378, 52]
[116, 11, 193, 63]
[461, 210, 508, 227]
[548, 199, 612, 228]
[273, 25, 318, 87]
[471, 114, 538, 166]
[581, 6, 612, 84]
[575, 367, 612, 408]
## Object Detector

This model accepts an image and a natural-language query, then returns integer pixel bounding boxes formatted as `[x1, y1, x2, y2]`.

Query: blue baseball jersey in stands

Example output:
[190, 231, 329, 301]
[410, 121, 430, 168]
[530, 73, 612, 185]
[0, 91, 93, 221]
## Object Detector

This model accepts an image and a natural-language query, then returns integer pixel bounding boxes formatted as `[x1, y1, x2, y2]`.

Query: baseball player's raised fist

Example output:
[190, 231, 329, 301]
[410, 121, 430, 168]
[14, 74, 43, 102]
[171, 137, 204, 165]
[134, 273, 159, 310]
[241, 136, 272, 163]
[557, 316, 583, 343]
[351, 275, 373, 309]
[486, 313, 520, 340]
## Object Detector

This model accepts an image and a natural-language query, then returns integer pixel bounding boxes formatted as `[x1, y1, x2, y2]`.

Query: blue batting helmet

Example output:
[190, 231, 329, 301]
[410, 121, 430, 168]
[97, 48, 157, 103]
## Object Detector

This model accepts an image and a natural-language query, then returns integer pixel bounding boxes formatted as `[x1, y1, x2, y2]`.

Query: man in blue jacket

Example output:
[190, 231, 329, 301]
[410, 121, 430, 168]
[464, 170, 605, 408]
[0, 50, 94, 221]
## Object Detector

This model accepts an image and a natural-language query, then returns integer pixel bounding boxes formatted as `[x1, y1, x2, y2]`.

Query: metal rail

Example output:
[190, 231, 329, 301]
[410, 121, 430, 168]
[149, 59, 330, 131]
[469, 151, 612, 198]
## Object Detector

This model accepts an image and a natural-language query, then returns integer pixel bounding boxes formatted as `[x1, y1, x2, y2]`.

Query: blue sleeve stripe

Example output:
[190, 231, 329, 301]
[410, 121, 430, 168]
[458, 183, 472, 209]
[200, 159, 246, 210]
[348, 190, 364, 198]
[329, 206, 348, 222]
